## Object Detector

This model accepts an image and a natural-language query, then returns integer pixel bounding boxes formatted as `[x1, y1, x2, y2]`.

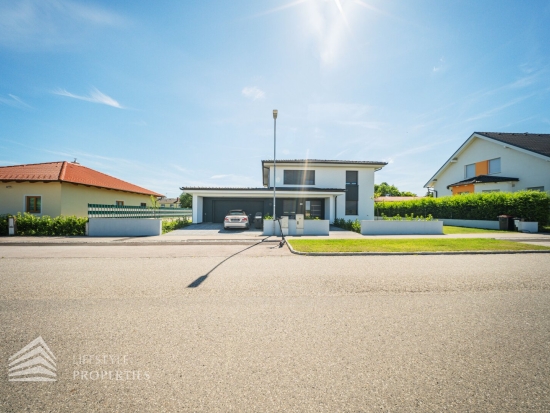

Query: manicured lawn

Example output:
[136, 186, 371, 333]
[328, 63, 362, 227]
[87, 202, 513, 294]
[443, 225, 504, 234]
[288, 238, 550, 253]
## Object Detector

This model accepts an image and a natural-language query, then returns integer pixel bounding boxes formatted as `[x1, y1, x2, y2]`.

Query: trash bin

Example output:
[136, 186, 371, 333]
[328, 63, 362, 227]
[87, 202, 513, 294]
[498, 215, 515, 231]
[254, 212, 263, 229]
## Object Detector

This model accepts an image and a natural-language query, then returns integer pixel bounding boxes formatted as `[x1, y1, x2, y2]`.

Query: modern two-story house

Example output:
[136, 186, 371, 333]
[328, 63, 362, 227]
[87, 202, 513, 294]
[424, 132, 550, 197]
[182, 159, 387, 224]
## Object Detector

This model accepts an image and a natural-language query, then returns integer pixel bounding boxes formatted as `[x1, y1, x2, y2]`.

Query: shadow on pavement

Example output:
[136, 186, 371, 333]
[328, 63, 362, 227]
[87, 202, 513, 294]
[186, 241, 264, 288]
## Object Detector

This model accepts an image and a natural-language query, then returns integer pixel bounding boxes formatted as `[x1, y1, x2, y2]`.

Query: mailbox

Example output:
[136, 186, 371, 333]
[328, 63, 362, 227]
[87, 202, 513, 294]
[296, 214, 304, 229]
[280, 216, 289, 228]
[8, 216, 16, 236]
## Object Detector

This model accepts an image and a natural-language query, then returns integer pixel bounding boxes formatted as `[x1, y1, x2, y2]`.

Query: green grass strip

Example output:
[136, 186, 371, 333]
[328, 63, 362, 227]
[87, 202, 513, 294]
[288, 238, 550, 253]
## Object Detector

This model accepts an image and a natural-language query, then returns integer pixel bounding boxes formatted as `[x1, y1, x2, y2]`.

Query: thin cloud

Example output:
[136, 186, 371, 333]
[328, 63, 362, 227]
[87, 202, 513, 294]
[0, 94, 31, 108]
[0, 0, 127, 49]
[242, 86, 265, 101]
[432, 57, 446, 73]
[466, 94, 536, 122]
[53, 87, 124, 108]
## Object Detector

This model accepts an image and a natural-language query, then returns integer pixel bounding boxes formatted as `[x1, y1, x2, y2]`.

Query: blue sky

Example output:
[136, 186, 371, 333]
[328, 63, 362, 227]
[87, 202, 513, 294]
[1, 0, 549, 197]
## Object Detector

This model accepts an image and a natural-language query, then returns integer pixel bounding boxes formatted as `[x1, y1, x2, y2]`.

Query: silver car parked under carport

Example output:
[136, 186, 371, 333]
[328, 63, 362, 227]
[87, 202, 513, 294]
[223, 209, 250, 230]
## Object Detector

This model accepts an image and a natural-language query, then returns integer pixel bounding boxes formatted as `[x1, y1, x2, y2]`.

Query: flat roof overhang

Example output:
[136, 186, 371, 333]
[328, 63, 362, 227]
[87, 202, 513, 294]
[180, 187, 346, 197]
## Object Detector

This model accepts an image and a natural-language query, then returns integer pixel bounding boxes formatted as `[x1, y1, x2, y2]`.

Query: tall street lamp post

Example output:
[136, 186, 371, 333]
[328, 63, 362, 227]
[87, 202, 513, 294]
[273, 109, 278, 233]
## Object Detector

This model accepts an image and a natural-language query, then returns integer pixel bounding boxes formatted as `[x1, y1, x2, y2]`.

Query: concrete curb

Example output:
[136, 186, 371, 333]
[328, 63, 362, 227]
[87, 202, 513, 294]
[285, 242, 550, 256]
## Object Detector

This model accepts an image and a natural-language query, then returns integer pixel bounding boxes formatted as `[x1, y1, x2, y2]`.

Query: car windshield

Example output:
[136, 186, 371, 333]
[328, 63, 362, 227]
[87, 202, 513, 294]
[228, 210, 246, 215]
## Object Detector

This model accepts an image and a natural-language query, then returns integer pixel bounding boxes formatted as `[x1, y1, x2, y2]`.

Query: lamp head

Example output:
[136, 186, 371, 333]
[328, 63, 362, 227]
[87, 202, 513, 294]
[273, 109, 278, 119]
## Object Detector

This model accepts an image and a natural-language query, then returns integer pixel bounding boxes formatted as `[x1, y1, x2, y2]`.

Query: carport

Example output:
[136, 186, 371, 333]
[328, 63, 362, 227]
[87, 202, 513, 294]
[181, 187, 345, 224]
[204, 198, 269, 223]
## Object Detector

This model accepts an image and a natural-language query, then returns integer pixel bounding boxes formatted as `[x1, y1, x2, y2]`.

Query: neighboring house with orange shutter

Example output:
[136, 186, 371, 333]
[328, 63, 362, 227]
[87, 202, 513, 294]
[0, 161, 163, 217]
[424, 132, 550, 197]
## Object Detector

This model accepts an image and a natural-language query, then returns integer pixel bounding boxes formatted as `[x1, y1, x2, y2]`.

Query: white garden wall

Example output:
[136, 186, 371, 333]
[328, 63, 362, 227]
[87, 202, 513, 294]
[88, 218, 162, 237]
[263, 219, 329, 236]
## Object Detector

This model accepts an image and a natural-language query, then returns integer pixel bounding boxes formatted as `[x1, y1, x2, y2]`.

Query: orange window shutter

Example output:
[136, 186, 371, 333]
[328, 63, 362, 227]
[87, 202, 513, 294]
[475, 160, 488, 175]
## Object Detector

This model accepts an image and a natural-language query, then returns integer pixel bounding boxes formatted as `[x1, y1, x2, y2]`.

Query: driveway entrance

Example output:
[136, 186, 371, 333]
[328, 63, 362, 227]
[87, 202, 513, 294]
[163, 223, 265, 238]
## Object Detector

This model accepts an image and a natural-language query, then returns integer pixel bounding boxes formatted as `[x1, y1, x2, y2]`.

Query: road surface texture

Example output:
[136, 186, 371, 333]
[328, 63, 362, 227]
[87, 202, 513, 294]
[1, 243, 549, 412]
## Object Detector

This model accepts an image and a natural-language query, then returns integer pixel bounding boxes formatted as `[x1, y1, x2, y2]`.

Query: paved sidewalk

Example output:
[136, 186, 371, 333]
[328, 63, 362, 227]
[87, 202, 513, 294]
[0, 223, 548, 246]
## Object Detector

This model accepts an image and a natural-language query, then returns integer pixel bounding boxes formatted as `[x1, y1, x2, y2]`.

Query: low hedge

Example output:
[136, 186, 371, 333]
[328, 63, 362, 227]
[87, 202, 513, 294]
[162, 218, 191, 234]
[333, 218, 361, 233]
[375, 191, 550, 225]
[0, 213, 87, 236]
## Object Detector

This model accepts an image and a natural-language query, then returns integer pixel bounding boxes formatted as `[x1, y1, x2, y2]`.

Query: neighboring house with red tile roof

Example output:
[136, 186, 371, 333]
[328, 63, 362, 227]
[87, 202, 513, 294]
[0, 161, 163, 217]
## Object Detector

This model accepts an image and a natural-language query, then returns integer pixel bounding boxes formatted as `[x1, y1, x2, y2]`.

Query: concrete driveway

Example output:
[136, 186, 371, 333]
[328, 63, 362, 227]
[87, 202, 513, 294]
[163, 222, 266, 239]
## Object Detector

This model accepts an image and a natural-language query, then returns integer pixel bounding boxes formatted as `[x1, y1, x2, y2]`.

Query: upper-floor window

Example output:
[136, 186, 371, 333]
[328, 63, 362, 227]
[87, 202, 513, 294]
[345, 171, 358, 215]
[284, 170, 315, 185]
[346, 171, 358, 185]
[26, 196, 41, 213]
[526, 186, 544, 192]
[465, 164, 475, 179]
[116, 201, 124, 206]
[488, 158, 501, 174]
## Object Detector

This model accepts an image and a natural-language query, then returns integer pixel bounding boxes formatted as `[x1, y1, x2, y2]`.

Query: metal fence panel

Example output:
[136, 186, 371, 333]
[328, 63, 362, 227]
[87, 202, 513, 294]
[88, 204, 192, 219]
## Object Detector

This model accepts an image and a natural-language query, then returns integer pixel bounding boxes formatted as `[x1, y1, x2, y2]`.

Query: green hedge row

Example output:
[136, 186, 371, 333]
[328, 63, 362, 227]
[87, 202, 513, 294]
[375, 191, 550, 225]
[0, 213, 87, 236]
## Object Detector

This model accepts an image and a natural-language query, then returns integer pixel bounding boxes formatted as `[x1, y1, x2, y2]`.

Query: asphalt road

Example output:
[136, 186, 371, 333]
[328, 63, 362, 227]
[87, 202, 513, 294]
[1, 243, 549, 412]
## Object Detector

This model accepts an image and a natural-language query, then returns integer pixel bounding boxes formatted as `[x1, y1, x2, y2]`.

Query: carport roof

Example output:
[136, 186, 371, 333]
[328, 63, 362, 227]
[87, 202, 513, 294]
[261, 159, 387, 167]
[181, 186, 345, 192]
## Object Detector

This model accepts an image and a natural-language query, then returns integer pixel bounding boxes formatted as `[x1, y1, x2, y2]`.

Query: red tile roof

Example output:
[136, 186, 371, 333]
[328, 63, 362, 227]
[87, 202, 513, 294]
[0, 161, 163, 196]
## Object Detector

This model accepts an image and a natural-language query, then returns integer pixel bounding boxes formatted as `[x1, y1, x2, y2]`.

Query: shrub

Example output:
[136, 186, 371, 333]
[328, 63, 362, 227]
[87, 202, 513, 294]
[162, 217, 191, 234]
[0, 213, 87, 236]
[375, 191, 550, 225]
[333, 218, 361, 233]
[380, 213, 434, 221]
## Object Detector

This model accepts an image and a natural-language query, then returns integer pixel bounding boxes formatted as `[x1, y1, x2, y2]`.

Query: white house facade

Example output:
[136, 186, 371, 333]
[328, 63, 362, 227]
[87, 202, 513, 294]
[424, 132, 550, 197]
[182, 159, 386, 224]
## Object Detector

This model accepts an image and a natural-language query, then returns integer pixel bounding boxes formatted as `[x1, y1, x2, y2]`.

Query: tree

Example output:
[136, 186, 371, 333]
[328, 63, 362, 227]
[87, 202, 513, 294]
[374, 182, 417, 198]
[149, 195, 160, 208]
[179, 193, 192, 208]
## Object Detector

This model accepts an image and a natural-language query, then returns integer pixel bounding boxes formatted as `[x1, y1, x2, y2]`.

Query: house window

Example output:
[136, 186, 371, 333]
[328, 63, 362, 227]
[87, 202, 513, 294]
[488, 158, 501, 174]
[283, 170, 315, 185]
[116, 201, 124, 206]
[140, 203, 146, 207]
[282, 199, 296, 215]
[346, 171, 358, 215]
[482, 189, 500, 193]
[526, 186, 544, 191]
[465, 164, 475, 179]
[26, 196, 41, 213]
[305, 199, 323, 219]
